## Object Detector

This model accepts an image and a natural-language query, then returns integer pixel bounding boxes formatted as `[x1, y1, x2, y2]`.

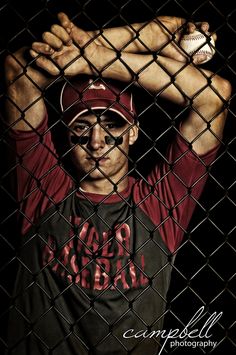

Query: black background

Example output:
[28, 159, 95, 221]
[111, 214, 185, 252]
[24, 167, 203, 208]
[0, 0, 236, 354]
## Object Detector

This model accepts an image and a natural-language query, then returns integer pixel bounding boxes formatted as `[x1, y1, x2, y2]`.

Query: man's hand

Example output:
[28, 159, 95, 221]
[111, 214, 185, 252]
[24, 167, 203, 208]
[56, 13, 216, 64]
[154, 17, 217, 63]
[29, 13, 99, 76]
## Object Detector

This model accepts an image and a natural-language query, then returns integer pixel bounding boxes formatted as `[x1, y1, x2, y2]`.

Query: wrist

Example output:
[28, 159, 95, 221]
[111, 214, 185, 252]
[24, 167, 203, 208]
[87, 29, 103, 46]
[86, 45, 116, 76]
[5, 47, 54, 90]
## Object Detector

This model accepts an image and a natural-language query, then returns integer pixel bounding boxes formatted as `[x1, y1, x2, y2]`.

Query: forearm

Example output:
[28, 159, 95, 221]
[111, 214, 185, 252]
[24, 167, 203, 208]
[94, 45, 208, 104]
[93, 46, 231, 153]
[5, 48, 52, 130]
[88, 16, 186, 54]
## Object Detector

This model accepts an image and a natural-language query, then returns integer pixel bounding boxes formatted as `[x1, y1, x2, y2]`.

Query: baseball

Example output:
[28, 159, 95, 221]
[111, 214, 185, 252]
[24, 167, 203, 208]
[180, 30, 215, 64]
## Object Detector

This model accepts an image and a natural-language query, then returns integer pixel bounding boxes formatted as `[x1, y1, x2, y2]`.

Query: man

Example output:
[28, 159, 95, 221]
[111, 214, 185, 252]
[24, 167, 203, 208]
[4, 12, 231, 355]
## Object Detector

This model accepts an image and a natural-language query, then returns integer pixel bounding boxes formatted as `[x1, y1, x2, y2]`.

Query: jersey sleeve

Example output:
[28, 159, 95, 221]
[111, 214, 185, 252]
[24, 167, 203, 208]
[134, 132, 220, 253]
[8, 114, 72, 235]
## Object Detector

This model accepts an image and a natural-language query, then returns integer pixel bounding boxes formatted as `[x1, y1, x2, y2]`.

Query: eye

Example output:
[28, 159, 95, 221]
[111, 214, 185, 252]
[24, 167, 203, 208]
[105, 123, 116, 129]
[103, 122, 125, 130]
[73, 123, 89, 132]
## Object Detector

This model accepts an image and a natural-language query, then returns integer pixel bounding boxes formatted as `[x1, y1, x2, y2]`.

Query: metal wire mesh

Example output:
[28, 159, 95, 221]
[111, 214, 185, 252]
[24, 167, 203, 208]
[0, 0, 236, 354]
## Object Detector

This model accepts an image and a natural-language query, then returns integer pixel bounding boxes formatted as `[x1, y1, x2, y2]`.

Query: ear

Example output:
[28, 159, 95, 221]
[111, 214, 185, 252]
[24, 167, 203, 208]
[128, 124, 139, 146]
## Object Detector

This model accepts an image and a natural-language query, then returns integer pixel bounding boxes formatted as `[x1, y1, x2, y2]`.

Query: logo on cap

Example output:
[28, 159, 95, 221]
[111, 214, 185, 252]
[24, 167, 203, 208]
[88, 79, 106, 91]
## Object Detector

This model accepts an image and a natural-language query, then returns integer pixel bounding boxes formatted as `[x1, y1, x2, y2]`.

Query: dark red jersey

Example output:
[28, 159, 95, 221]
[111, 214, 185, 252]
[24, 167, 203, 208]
[6, 114, 219, 354]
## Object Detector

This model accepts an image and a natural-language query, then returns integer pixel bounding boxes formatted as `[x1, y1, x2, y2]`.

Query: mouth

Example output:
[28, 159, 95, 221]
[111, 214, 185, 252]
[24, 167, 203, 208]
[87, 156, 109, 164]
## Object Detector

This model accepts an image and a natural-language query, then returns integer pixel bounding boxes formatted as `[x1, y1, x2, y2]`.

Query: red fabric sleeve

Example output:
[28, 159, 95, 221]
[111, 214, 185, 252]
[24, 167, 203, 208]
[134, 133, 220, 253]
[8, 115, 72, 235]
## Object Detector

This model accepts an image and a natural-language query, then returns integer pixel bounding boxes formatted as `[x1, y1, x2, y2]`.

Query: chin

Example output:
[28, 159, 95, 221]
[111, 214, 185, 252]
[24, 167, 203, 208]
[77, 167, 110, 181]
[88, 171, 106, 180]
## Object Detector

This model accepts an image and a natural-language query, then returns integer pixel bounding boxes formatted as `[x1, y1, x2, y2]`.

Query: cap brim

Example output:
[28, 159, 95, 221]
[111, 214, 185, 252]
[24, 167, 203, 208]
[63, 100, 135, 126]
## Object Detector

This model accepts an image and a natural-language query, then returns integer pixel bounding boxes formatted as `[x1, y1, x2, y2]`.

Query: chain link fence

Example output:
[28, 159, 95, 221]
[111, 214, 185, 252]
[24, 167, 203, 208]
[0, 0, 236, 354]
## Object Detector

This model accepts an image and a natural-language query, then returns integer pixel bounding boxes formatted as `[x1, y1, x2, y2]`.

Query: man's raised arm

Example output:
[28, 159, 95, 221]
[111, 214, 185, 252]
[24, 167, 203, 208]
[4, 47, 53, 131]
[58, 13, 214, 63]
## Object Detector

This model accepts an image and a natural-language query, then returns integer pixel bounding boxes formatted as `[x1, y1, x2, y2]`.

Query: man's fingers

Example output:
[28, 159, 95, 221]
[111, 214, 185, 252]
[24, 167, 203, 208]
[42, 31, 63, 50]
[212, 33, 217, 42]
[57, 12, 73, 33]
[185, 21, 217, 45]
[57, 11, 92, 48]
[186, 22, 211, 34]
[186, 22, 196, 34]
[41, 22, 72, 52]
[32, 42, 54, 55]
[70, 26, 89, 47]
[200, 22, 210, 33]
[51, 24, 72, 45]
[193, 53, 208, 65]
[29, 49, 60, 75]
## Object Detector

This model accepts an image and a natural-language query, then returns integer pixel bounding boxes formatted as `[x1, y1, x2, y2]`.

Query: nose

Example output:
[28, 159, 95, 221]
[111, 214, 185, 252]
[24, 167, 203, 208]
[87, 124, 105, 150]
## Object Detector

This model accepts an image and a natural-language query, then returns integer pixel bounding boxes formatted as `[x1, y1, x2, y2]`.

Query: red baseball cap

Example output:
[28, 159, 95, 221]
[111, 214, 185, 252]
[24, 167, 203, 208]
[60, 77, 137, 125]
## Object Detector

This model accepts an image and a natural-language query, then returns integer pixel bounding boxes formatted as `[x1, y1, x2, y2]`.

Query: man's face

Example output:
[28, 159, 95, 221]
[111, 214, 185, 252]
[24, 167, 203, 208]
[67, 112, 138, 185]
